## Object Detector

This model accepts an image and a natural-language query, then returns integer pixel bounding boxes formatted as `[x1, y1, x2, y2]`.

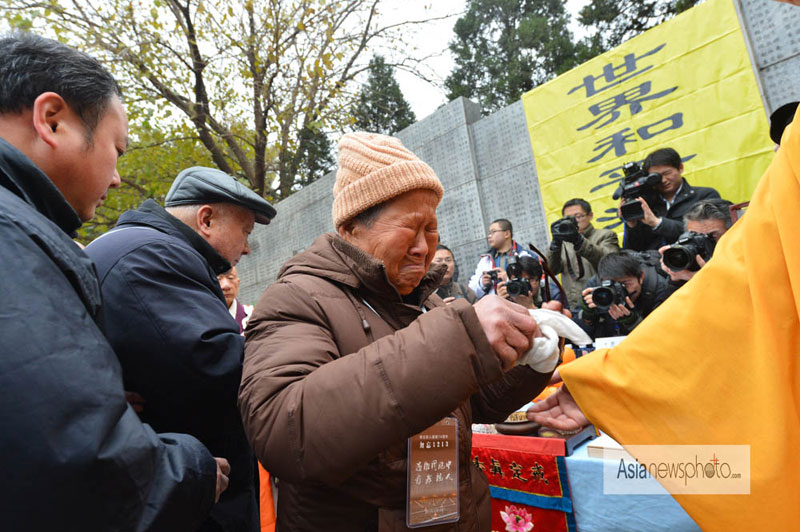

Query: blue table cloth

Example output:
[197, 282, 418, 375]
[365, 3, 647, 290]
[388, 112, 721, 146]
[564, 441, 701, 532]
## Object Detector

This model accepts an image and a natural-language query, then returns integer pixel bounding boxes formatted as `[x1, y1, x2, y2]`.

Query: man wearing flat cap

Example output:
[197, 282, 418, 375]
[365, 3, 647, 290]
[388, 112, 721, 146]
[239, 132, 559, 531]
[86, 167, 275, 532]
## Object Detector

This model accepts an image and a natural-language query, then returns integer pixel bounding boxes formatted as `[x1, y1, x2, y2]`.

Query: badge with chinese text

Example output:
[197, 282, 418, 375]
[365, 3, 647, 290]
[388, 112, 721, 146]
[406, 417, 459, 527]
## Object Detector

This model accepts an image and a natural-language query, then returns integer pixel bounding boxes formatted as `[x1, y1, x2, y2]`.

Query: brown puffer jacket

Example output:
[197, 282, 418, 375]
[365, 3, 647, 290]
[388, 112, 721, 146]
[239, 233, 552, 532]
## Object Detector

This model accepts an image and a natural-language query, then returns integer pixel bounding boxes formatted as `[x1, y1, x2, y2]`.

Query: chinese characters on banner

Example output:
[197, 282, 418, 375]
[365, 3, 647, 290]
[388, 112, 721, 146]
[471, 444, 576, 532]
[522, 0, 773, 232]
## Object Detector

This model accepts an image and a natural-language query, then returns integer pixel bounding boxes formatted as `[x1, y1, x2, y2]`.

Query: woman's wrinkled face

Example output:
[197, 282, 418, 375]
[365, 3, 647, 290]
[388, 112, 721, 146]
[340, 189, 439, 295]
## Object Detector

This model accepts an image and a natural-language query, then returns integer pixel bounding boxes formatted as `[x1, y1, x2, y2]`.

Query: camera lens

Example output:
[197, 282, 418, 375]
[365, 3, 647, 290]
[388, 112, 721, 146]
[663, 245, 694, 271]
[552, 217, 578, 239]
[506, 278, 530, 298]
[592, 287, 614, 309]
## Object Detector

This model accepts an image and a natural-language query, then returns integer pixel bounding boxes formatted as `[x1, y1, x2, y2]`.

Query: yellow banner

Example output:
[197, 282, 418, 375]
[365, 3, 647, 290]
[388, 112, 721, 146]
[522, 0, 772, 232]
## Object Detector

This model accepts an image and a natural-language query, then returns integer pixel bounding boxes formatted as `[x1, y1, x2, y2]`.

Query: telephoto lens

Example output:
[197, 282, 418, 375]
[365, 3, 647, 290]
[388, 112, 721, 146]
[662, 231, 716, 272]
[662, 246, 694, 271]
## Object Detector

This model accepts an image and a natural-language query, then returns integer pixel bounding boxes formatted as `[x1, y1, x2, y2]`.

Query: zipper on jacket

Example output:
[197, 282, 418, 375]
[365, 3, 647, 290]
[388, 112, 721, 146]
[343, 288, 376, 343]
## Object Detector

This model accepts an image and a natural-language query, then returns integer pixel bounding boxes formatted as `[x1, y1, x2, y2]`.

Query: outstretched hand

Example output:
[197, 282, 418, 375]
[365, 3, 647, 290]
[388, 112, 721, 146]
[526, 386, 589, 431]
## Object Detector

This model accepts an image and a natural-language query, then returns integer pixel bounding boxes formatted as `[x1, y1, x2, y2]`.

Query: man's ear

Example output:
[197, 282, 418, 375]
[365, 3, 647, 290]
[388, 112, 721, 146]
[31, 92, 71, 149]
[678, 163, 684, 175]
[337, 219, 357, 241]
[196, 205, 215, 237]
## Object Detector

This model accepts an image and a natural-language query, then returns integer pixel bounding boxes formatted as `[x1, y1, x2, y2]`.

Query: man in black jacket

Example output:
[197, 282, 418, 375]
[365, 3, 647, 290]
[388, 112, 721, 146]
[660, 199, 733, 295]
[623, 147, 721, 251]
[86, 167, 276, 532]
[0, 33, 225, 531]
[575, 252, 669, 340]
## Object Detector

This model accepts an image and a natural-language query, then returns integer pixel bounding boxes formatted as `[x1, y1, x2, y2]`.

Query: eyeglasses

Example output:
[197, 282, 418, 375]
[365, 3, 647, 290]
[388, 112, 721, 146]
[572, 214, 588, 220]
[487, 229, 508, 237]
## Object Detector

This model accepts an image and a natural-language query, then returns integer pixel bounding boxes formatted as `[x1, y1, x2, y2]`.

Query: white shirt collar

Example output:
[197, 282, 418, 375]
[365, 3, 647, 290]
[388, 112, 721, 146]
[664, 183, 684, 210]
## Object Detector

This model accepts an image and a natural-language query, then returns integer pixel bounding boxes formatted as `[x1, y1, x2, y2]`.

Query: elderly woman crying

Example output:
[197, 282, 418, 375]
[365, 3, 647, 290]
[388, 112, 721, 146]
[239, 132, 561, 531]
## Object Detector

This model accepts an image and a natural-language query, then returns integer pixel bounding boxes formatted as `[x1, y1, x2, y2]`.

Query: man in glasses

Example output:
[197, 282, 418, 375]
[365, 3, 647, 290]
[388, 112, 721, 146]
[547, 198, 619, 309]
[469, 218, 535, 298]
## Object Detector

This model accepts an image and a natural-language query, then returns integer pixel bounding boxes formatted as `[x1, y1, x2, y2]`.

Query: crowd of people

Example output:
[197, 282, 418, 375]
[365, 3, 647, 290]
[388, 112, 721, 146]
[450, 147, 736, 343]
[1, 22, 798, 532]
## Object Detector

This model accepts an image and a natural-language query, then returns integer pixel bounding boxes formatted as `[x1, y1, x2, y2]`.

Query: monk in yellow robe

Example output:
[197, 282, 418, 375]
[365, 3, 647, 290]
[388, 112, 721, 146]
[528, 109, 800, 528]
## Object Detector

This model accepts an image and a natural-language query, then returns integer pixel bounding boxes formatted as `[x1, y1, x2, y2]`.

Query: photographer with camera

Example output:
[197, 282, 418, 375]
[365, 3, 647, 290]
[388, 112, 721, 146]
[547, 198, 619, 309]
[496, 255, 546, 309]
[659, 199, 733, 292]
[469, 218, 535, 298]
[433, 244, 478, 304]
[620, 147, 720, 252]
[575, 252, 669, 340]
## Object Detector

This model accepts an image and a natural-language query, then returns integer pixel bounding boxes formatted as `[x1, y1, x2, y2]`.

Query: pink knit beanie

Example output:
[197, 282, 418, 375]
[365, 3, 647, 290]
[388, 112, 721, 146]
[332, 132, 444, 228]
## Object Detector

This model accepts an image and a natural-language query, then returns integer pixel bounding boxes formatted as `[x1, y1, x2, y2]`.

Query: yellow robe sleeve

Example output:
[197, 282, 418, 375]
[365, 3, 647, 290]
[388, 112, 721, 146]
[560, 112, 800, 530]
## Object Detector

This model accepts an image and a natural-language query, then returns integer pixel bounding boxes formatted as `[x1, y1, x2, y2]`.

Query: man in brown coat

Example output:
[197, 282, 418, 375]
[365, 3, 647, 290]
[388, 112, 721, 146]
[547, 198, 620, 308]
[239, 132, 560, 531]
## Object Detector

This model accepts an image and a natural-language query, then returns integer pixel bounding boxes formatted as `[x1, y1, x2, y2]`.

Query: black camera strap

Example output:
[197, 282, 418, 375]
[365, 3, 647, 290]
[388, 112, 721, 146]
[527, 243, 568, 309]
[563, 244, 586, 282]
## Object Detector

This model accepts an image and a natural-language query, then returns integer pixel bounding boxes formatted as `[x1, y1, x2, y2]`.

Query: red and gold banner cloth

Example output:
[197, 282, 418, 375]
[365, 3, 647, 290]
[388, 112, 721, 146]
[472, 434, 576, 532]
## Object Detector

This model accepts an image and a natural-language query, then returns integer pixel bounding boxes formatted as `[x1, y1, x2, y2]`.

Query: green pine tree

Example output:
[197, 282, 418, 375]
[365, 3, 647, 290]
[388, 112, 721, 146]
[578, 0, 703, 58]
[445, 0, 583, 115]
[353, 55, 417, 135]
[293, 126, 336, 190]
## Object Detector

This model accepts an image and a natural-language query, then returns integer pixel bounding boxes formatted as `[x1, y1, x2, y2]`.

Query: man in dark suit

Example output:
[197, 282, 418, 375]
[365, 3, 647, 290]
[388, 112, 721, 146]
[622, 147, 721, 251]
[86, 167, 276, 532]
[0, 33, 227, 531]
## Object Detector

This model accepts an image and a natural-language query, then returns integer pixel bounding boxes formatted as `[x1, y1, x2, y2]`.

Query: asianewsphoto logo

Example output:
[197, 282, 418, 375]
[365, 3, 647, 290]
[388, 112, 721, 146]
[603, 445, 750, 495]
[617, 452, 742, 483]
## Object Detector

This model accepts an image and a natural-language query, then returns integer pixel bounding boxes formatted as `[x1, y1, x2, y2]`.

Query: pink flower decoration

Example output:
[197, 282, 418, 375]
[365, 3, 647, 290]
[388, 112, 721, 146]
[499, 504, 534, 532]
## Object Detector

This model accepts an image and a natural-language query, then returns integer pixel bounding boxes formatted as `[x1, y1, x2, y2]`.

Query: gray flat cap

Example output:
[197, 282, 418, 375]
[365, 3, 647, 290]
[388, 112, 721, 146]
[165, 166, 276, 224]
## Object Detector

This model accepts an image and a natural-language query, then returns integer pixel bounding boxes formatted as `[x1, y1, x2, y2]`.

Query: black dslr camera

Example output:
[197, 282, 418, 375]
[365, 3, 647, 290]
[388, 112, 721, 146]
[505, 255, 532, 298]
[551, 215, 579, 242]
[591, 280, 628, 311]
[662, 231, 716, 272]
[613, 162, 665, 222]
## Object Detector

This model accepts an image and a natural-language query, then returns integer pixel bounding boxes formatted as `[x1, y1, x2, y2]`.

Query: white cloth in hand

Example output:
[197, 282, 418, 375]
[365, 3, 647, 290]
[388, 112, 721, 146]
[517, 309, 592, 373]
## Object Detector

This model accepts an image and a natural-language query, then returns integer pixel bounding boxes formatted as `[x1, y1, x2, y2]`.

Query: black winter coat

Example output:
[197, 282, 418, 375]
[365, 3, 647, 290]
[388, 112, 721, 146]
[624, 179, 721, 251]
[85, 200, 259, 532]
[0, 138, 216, 531]
[575, 269, 670, 340]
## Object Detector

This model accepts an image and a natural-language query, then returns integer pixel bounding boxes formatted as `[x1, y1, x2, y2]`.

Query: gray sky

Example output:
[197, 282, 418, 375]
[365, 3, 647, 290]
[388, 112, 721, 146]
[381, 0, 590, 120]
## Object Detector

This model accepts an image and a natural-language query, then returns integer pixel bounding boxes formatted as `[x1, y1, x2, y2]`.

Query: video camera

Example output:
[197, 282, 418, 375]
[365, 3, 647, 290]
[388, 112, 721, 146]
[612, 162, 666, 222]
[591, 280, 628, 311]
[662, 231, 716, 272]
[505, 255, 533, 298]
